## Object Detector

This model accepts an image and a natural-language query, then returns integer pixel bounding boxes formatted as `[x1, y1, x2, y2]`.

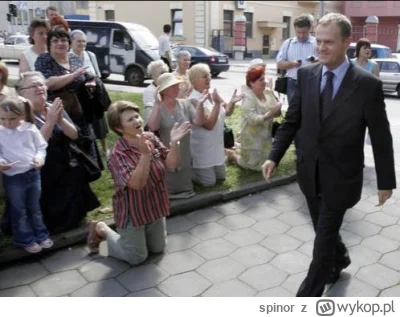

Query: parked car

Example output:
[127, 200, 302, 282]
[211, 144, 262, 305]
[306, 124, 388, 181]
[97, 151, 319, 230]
[374, 58, 400, 96]
[172, 44, 230, 77]
[0, 35, 30, 60]
[346, 42, 392, 59]
[392, 53, 400, 59]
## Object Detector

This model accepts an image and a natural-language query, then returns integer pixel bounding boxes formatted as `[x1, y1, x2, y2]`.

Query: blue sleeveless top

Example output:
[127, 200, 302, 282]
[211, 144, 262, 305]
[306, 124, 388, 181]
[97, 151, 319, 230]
[351, 58, 377, 74]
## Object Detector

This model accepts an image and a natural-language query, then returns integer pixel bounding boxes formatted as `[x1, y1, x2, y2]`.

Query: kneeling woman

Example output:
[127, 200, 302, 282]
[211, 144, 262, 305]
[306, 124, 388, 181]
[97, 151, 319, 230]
[87, 101, 190, 265]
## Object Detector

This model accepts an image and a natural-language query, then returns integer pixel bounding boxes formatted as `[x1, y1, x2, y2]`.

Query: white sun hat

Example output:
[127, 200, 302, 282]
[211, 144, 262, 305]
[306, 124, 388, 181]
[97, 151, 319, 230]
[248, 58, 266, 69]
[157, 73, 183, 93]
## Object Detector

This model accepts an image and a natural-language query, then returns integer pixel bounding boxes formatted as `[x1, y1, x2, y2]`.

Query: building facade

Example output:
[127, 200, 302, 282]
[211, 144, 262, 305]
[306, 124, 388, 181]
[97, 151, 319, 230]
[344, 1, 400, 51]
[84, 1, 342, 58]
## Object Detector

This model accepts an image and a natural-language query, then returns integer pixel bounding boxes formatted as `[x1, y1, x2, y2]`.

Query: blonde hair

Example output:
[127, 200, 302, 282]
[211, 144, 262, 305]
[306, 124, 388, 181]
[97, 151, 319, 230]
[188, 63, 210, 85]
[0, 97, 35, 124]
[147, 60, 169, 80]
[0, 61, 9, 86]
[107, 100, 140, 136]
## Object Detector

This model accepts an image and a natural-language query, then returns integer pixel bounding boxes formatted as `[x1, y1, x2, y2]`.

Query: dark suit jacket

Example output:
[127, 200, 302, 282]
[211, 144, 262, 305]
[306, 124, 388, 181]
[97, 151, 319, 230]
[269, 62, 396, 211]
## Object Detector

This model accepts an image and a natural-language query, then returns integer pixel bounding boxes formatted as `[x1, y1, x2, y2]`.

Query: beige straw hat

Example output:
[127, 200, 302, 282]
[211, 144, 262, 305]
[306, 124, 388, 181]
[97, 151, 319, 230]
[157, 73, 183, 93]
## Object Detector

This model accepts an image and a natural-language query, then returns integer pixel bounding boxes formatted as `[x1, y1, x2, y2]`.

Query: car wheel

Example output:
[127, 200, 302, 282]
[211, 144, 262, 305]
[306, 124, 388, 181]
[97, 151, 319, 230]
[397, 85, 400, 98]
[126, 67, 144, 86]
[211, 72, 220, 78]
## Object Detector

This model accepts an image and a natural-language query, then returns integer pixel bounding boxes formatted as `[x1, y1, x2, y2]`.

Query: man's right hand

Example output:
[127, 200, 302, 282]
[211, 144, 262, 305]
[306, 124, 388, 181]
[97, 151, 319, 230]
[291, 60, 302, 68]
[262, 160, 277, 183]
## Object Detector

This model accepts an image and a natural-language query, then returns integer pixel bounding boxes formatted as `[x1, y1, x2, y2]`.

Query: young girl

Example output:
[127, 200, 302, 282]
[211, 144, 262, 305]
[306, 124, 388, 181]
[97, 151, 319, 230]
[0, 97, 53, 253]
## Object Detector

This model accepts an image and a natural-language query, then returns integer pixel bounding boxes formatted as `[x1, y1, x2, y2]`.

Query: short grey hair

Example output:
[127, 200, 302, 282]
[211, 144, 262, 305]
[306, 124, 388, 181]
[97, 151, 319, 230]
[15, 71, 46, 95]
[177, 50, 191, 61]
[188, 63, 210, 85]
[318, 13, 352, 39]
[70, 29, 86, 40]
[147, 60, 169, 80]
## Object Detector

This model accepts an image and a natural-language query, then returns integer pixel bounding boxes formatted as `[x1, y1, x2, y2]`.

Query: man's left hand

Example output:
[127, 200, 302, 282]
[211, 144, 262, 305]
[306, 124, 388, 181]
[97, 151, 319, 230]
[376, 190, 392, 206]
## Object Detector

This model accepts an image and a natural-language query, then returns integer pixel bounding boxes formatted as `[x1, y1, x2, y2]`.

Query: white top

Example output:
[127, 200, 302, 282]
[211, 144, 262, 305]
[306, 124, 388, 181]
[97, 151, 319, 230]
[0, 121, 47, 176]
[143, 82, 157, 124]
[22, 48, 39, 71]
[158, 33, 171, 57]
[188, 89, 225, 168]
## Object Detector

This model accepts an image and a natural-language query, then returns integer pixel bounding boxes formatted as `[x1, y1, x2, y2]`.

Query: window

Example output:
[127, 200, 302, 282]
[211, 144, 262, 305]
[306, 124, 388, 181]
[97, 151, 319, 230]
[380, 61, 400, 73]
[17, 10, 29, 25]
[171, 9, 183, 36]
[223, 10, 233, 37]
[282, 16, 291, 40]
[244, 12, 253, 38]
[105, 10, 115, 21]
[76, 1, 89, 9]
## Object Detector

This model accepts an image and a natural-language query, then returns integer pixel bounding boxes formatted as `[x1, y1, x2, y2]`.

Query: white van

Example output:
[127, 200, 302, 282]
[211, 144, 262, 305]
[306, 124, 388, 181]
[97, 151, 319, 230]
[67, 19, 161, 86]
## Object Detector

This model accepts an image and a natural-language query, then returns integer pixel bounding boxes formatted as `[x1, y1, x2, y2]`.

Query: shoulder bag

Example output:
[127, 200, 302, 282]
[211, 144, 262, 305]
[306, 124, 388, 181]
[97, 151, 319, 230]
[274, 38, 293, 95]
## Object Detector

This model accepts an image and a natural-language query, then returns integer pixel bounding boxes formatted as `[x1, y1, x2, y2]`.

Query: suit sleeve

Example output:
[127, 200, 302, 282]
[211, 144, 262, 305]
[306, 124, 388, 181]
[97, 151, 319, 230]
[267, 69, 303, 165]
[365, 80, 396, 190]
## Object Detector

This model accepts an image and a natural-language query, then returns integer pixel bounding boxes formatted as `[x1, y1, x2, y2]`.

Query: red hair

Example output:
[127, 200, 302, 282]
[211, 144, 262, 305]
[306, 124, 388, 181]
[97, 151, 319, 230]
[246, 66, 265, 88]
[50, 15, 69, 32]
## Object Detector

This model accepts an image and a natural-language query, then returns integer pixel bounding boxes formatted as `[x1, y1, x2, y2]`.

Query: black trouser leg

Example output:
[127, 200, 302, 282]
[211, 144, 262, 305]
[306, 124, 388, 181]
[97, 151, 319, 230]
[305, 195, 348, 263]
[297, 197, 347, 297]
[161, 56, 172, 72]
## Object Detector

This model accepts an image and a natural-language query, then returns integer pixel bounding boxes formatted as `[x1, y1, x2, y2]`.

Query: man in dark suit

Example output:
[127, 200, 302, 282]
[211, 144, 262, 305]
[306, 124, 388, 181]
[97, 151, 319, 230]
[262, 13, 396, 297]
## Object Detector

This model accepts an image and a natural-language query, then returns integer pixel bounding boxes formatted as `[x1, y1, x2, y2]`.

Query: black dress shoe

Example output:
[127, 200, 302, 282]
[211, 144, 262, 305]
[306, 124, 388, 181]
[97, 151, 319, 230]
[327, 256, 351, 284]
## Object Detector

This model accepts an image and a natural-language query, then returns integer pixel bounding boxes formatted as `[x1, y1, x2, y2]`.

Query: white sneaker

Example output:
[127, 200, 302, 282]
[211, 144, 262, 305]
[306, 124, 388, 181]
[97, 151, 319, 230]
[39, 238, 54, 249]
[25, 243, 42, 253]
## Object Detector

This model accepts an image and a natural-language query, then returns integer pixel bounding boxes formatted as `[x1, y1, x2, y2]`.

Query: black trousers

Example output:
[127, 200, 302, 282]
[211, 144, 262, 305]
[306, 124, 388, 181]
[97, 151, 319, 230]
[161, 56, 172, 72]
[297, 166, 349, 297]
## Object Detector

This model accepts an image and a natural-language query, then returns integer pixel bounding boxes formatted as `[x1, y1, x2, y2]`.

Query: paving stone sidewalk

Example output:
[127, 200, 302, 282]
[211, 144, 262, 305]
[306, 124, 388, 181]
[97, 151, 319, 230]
[0, 167, 399, 297]
[1, 119, 399, 297]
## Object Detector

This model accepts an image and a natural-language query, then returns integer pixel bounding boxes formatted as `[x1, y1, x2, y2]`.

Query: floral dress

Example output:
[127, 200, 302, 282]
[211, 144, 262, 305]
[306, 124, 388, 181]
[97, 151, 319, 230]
[237, 85, 275, 171]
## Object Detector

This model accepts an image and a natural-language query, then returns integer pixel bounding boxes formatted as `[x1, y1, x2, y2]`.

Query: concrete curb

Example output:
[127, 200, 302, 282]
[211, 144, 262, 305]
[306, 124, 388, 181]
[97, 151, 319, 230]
[0, 173, 296, 267]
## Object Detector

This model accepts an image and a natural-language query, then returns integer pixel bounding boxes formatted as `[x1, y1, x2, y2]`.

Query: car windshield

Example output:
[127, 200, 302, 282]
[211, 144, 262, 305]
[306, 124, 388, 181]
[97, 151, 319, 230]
[128, 30, 158, 50]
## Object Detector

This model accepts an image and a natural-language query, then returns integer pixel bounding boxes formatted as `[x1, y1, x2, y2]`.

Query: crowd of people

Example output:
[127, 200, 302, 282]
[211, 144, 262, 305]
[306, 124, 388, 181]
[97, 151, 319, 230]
[0, 8, 396, 298]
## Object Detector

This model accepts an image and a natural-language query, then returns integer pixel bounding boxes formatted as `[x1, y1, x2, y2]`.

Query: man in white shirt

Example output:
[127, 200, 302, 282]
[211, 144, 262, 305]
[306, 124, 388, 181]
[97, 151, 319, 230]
[276, 14, 318, 102]
[158, 24, 173, 72]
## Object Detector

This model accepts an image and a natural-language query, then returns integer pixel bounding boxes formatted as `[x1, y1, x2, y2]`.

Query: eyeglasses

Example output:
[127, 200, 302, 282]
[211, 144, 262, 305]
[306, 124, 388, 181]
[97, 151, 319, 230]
[19, 83, 45, 90]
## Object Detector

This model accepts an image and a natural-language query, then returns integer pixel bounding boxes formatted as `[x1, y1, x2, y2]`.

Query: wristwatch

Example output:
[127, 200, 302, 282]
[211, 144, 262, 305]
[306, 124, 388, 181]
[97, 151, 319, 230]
[170, 141, 181, 148]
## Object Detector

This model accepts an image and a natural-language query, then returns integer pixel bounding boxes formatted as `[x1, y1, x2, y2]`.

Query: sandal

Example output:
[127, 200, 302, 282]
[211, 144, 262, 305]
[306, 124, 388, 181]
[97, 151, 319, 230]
[87, 221, 102, 254]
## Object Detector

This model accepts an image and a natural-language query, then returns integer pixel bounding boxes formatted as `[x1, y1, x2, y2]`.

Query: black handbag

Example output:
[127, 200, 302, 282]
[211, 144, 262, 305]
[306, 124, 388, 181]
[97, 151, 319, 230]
[274, 38, 293, 95]
[69, 141, 102, 183]
[224, 122, 235, 149]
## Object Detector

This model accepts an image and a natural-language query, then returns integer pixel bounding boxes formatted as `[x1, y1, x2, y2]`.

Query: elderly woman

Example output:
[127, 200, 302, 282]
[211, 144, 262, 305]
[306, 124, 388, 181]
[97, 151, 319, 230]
[15, 71, 100, 233]
[34, 27, 103, 171]
[142, 60, 169, 124]
[351, 38, 379, 77]
[172, 50, 191, 80]
[172, 50, 192, 98]
[231, 66, 282, 171]
[187, 63, 242, 187]
[147, 73, 206, 198]
[70, 29, 110, 157]
[87, 101, 190, 264]
[19, 19, 50, 74]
